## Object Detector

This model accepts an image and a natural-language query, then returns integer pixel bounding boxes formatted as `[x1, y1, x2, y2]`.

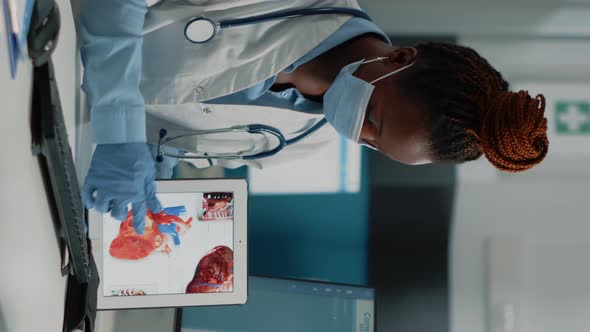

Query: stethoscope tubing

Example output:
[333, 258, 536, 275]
[219, 7, 371, 29]
[155, 118, 328, 161]
[185, 7, 372, 44]
[175, 6, 367, 160]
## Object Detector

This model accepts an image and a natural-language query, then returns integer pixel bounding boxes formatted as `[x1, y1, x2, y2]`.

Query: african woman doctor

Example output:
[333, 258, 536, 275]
[79, 0, 548, 233]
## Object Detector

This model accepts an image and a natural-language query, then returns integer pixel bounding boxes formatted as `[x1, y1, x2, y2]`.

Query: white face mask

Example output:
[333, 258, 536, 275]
[323, 57, 415, 143]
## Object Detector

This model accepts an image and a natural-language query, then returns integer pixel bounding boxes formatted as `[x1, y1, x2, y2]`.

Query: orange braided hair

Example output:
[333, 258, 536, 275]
[396, 42, 549, 172]
[479, 91, 548, 172]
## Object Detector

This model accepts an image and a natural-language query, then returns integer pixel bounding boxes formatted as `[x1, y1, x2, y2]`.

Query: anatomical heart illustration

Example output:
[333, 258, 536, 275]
[109, 208, 193, 260]
[186, 246, 234, 293]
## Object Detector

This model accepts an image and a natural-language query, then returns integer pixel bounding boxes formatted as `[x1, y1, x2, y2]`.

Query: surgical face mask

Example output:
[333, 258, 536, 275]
[323, 57, 415, 143]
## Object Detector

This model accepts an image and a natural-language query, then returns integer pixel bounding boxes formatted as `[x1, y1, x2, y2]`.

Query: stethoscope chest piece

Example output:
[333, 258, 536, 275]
[184, 17, 217, 43]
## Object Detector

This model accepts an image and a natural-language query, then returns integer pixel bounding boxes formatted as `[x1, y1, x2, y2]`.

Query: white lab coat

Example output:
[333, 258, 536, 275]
[140, 0, 362, 169]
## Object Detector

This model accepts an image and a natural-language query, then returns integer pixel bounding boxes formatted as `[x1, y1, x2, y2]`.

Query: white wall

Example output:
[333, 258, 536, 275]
[359, 0, 590, 82]
[0, 0, 82, 330]
[459, 38, 590, 83]
[359, 0, 590, 37]
[451, 176, 590, 332]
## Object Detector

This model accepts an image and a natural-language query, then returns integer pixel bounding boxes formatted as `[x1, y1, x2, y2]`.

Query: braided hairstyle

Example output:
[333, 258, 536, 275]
[396, 42, 549, 172]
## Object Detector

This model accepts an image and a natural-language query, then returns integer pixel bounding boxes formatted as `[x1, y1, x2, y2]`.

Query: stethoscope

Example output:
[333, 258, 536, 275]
[161, 7, 371, 162]
[184, 7, 372, 43]
[156, 118, 328, 162]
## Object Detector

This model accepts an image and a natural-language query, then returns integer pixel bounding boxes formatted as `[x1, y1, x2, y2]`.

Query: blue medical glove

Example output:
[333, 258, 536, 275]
[82, 143, 162, 234]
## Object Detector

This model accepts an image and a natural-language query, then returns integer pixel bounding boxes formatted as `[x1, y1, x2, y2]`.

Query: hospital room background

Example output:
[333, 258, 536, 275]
[3, 0, 590, 331]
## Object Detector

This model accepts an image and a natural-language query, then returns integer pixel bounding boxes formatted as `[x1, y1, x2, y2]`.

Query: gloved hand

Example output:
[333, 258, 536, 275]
[82, 143, 162, 234]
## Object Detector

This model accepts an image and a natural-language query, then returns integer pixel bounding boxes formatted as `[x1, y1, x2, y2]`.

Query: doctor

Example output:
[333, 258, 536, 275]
[78, 0, 549, 233]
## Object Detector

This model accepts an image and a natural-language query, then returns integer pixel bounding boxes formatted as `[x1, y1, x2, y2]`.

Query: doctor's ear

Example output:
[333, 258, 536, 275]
[386, 47, 418, 67]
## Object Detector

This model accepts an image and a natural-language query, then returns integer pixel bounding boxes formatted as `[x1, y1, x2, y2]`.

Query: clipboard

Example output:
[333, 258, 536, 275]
[2, 0, 18, 78]
[3, 0, 36, 79]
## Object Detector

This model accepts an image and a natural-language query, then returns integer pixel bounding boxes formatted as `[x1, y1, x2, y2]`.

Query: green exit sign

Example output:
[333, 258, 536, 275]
[555, 101, 590, 135]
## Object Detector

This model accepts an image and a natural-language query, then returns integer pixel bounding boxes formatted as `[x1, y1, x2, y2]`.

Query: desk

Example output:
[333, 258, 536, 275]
[0, 0, 81, 331]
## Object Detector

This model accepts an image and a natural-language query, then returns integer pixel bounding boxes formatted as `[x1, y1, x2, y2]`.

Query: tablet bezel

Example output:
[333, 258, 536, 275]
[89, 179, 248, 310]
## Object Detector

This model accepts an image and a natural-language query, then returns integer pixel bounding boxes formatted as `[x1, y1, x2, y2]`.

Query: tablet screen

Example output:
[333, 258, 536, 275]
[101, 192, 234, 297]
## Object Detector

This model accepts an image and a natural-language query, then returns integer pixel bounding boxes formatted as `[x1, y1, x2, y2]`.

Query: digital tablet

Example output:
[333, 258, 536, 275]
[88, 179, 248, 310]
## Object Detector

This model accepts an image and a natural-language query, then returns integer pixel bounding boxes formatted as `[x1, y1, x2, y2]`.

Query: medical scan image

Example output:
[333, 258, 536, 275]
[199, 192, 234, 221]
[185, 245, 234, 294]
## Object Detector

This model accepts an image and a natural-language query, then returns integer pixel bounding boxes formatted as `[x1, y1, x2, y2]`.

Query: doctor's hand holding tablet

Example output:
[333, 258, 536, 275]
[78, 0, 550, 231]
[83, 143, 161, 234]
